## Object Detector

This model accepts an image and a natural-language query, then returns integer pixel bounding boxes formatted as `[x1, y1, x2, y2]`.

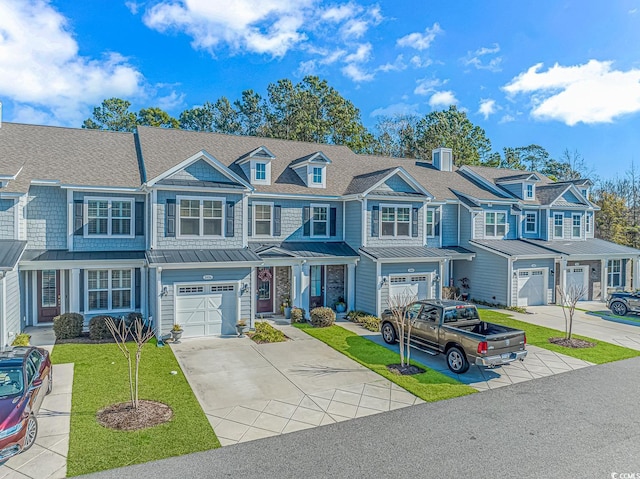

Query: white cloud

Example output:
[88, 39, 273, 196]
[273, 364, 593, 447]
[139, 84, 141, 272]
[462, 43, 502, 72]
[370, 102, 420, 117]
[344, 43, 372, 63]
[0, 0, 143, 125]
[428, 90, 458, 108]
[504, 59, 640, 125]
[414, 78, 444, 96]
[125, 1, 141, 15]
[297, 59, 317, 76]
[499, 114, 515, 124]
[410, 55, 432, 69]
[377, 55, 406, 73]
[396, 23, 442, 51]
[341, 63, 374, 82]
[322, 4, 357, 22]
[478, 99, 497, 119]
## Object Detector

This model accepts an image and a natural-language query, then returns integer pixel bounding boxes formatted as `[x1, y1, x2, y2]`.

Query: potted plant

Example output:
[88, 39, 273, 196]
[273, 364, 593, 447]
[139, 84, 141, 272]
[171, 324, 183, 343]
[458, 277, 470, 301]
[334, 296, 347, 313]
[282, 295, 292, 319]
[236, 319, 250, 337]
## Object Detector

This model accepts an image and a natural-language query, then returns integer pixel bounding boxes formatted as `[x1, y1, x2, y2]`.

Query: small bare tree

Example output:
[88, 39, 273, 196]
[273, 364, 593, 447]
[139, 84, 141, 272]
[106, 317, 155, 410]
[387, 291, 418, 367]
[556, 282, 588, 340]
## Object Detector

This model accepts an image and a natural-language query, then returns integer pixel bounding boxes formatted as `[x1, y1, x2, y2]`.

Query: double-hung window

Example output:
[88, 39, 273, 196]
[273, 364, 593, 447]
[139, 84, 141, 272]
[586, 212, 592, 234]
[572, 214, 581, 238]
[525, 183, 534, 199]
[87, 269, 133, 312]
[525, 212, 537, 234]
[255, 163, 266, 181]
[425, 209, 435, 237]
[485, 212, 507, 238]
[312, 167, 323, 184]
[311, 205, 328, 237]
[553, 213, 564, 238]
[86, 198, 133, 236]
[381, 206, 410, 237]
[178, 197, 223, 237]
[607, 259, 621, 288]
[254, 203, 272, 236]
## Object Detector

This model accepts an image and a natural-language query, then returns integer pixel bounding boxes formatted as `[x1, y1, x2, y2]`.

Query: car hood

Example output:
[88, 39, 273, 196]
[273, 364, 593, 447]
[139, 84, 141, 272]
[0, 395, 26, 429]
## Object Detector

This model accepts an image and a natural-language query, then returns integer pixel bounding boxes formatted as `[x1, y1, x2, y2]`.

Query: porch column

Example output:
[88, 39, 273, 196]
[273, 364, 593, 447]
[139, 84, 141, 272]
[347, 263, 355, 310]
[300, 262, 310, 316]
[291, 264, 301, 308]
[141, 265, 147, 318]
[601, 259, 607, 301]
[437, 260, 445, 300]
[60, 270, 66, 314]
[442, 258, 450, 290]
[70, 268, 80, 313]
[634, 257, 640, 291]
[155, 267, 163, 336]
[560, 258, 567, 303]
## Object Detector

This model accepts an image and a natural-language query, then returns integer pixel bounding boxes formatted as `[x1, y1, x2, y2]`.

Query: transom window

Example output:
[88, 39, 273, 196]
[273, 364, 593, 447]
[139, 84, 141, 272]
[255, 163, 266, 181]
[254, 203, 272, 236]
[178, 197, 223, 237]
[426, 209, 435, 237]
[312, 167, 323, 184]
[525, 212, 537, 234]
[86, 198, 133, 236]
[485, 212, 507, 238]
[525, 183, 534, 199]
[608, 259, 621, 288]
[381, 206, 410, 237]
[553, 213, 564, 238]
[572, 214, 581, 238]
[87, 269, 133, 312]
[311, 205, 328, 237]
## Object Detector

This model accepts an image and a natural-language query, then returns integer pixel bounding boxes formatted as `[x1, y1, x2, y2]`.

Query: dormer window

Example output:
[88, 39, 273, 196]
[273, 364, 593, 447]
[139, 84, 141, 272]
[312, 167, 323, 184]
[235, 146, 275, 186]
[581, 188, 589, 200]
[525, 183, 534, 199]
[255, 163, 267, 181]
[290, 151, 331, 188]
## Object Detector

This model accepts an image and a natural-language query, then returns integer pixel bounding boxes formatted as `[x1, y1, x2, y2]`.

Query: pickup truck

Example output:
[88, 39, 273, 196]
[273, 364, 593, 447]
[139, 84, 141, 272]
[380, 300, 527, 374]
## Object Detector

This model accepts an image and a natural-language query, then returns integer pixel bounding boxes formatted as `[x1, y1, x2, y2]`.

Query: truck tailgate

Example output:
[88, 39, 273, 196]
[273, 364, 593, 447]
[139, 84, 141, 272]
[486, 331, 526, 354]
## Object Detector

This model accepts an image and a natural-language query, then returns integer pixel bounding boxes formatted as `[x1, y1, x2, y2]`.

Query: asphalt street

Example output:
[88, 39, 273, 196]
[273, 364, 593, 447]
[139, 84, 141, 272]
[84, 357, 640, 479]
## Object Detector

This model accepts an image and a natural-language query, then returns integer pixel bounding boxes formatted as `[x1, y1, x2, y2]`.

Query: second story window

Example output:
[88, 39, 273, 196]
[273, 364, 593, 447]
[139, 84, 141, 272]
[254, 204, 272, 236]
[572, 214, 581, 238]
[312, 167, 323, 184]
[425, 209, 435, 237]
[86, 198, 133, 237]
[311, 205, 328, 237]
[255, 163, 266, 181]
[485, 212, 506, 238]
[586, 212, 592, 233]
[381, 206, 410, 237]
[178, 197, 223, 237]
[554, 213, 564, 238]
[525, 183, 534, 199]
[525, 212, 537, 234]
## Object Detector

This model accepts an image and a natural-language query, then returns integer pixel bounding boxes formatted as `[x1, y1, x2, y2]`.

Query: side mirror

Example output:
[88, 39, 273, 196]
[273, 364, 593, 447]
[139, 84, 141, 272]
[29, 378, 43, 391]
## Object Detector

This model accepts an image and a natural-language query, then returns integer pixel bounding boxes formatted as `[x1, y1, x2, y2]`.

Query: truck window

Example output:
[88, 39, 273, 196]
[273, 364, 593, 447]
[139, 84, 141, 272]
[443, 306, 479, 323]
[419, 306, 439, 322]
[406, 303, 422, 319]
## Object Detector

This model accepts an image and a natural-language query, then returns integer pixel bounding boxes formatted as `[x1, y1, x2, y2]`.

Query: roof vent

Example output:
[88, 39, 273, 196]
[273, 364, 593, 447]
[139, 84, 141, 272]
[432, 147, 453, 172]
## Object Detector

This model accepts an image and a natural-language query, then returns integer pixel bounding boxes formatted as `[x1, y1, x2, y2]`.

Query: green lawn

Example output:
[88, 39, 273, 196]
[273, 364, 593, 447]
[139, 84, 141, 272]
[590, 310, 640, 324]
[480, 309, 640, 364]
[294, 323, 476, 402]
[52, 340, 219, 476]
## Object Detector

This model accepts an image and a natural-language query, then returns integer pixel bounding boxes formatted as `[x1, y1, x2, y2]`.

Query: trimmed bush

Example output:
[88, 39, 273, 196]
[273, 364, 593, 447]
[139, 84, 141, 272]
[361, 315, 381, 332]
[250, 322, 287, 343]
[123, 312, 143, 328]
[11, 333, 30, 347]
[89, 315, 114, 340]
[53, 312, 84, 339]
[310, 307, 336, 328]
[290, 307, 306, 323]
[346, 310, 369, 322]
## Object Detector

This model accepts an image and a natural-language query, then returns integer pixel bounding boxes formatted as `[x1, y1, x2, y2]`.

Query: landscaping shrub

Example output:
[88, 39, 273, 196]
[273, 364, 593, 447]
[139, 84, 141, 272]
[124, 312, 143, 328]
[249, 322, 287, 343]
[290, 307, 306, 323]
[310, 307, 336, 328]
[346, 310, 369, 322]
[361, 315, 381, 332]
[53, 312, 84, 339]
[89, 315, 114, 340]
[11, 333, 30, 347]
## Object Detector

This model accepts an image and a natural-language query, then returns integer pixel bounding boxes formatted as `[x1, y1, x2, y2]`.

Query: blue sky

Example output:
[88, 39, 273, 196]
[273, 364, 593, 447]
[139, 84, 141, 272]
[1, 0, 640, 180]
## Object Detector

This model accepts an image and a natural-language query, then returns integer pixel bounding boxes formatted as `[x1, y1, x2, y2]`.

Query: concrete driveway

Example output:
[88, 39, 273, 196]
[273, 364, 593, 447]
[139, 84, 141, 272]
[170, 325, 424, 446]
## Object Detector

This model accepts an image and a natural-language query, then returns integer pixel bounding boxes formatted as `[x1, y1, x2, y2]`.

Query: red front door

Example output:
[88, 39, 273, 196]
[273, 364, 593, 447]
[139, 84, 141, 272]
[256, 267, 274, 313]
[38, 270, 60, 323]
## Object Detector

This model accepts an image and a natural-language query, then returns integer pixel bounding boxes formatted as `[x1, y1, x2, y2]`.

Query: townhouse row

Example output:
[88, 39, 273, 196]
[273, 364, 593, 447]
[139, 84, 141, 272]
[0, 122, 637, 344]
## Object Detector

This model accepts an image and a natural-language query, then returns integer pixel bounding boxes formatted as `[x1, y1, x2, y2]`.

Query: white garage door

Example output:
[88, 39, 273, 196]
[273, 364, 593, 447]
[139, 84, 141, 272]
[175, 284, 237, 337]
[389, 274, 432, 301]
[566, 266, 588, 300]
[517, 269, 546, 307]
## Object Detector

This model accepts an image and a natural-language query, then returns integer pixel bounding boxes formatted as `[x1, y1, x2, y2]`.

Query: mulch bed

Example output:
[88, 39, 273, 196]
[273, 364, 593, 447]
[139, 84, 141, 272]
[387, 363, 426, 375]
[56, 333, 116, 344]
[549, 337, 596, 349]
[96, 400, 173, 431]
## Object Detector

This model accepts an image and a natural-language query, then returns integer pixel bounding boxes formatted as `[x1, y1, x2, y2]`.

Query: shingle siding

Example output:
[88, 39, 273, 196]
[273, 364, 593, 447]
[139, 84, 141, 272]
[25, 186, 67, 250]
[0, 200, 15, 240]
[167, 159, 232, 183]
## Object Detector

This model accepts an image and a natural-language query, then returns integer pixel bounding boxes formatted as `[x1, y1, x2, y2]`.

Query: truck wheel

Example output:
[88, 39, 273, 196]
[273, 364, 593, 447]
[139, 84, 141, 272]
[446, 347, 469, 374]
[610, 301, 628, 316]
[381, 322, 397, 344]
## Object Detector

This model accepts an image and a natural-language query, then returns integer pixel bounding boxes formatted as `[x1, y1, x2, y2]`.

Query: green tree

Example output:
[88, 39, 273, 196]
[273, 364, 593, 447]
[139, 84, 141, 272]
[179, 103, 216, 131]
[83, 98, 137, 132]
[517, 144, 549, 171]
[373, 115, 419, 158]
[414, 106, 492, 165]
[235, 89, 267, 136]
[594, 189, 628, 245]
[210, 97, 241, 134]
[137, 107, 179, 128]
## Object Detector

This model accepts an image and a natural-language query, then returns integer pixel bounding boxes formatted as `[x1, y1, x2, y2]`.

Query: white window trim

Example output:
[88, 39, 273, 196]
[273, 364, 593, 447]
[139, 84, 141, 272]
[571, 213, 582, 239]
[306, 165, 326, 188]
[586, 212, 592, 233]
[524, 211, 538, 234]
[607, 259, 622, 288]
[484, 211, 508, 239]
[310, 203, 330, 238]
[425, 208, 435, 238]
[553, 213, 564, 239]
[525, 182, 535, 200]
[85, 268, 135, 314]
[176, 195, 225, 238]
[251, 159, 271, 185]
[83, 196, 135, 239]
[380, 203, 412, 238]
[253, 201, 273, 238]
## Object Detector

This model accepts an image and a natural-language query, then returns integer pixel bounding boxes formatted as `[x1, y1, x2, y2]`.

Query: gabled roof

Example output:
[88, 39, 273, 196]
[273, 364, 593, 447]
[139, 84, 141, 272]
[495, 172, 541, 183]
[235, 145, 276, 164]
[556, 178, 593, 187]
[537, 183, 589, 207]
[289, 151, 332, 167]
[344, 167, 432, 198]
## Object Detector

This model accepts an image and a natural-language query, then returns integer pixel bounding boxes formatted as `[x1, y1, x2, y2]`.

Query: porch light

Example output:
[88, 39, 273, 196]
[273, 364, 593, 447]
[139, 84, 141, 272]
[240, 283, 249, 295]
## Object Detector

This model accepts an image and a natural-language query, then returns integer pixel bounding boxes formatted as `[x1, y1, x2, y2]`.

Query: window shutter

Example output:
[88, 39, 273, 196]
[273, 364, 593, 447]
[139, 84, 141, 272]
[371, 205, 379, 237]
[135, 268, 141, 309]
[273, 205, 281, 236]
[166, 199, 176, 237]
[303, 206, 310, 236]
[135, 202, 144, 236]
[225, 201, 234, 237]
[330, 207, 337, 236]
[73, 200, 83, 236]
[412, 207, 418, 238]
[247, 203, 252, 236]
[434, 208, 441, 236]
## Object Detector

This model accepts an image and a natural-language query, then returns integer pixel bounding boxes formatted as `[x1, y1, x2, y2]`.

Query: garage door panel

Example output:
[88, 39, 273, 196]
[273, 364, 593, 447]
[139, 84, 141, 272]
[176, 284, 236, 337]
[389, 274, 431, 301]
[517, 269, 545, 307]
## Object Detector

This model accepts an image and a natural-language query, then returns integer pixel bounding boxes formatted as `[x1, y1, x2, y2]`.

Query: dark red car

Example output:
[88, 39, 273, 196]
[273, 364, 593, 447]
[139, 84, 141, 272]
[0, 347, 52, 464]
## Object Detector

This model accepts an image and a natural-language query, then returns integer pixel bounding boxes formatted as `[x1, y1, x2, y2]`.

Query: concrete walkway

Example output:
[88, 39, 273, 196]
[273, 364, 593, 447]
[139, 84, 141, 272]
[337, 320, 592, 391]
[0, 327, 73, 479]
[170, 325, 424, 446]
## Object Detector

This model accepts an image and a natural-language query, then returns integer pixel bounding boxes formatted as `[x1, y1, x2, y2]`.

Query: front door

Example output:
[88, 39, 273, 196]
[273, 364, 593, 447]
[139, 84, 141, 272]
[38, 270, 60, 323]
[256, 267, 274, 313]
[310, 265, 324, 309]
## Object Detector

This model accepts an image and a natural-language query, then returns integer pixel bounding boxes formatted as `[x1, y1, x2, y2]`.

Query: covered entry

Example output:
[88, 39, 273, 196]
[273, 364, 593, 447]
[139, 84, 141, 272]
[175, 283, 237, 337]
